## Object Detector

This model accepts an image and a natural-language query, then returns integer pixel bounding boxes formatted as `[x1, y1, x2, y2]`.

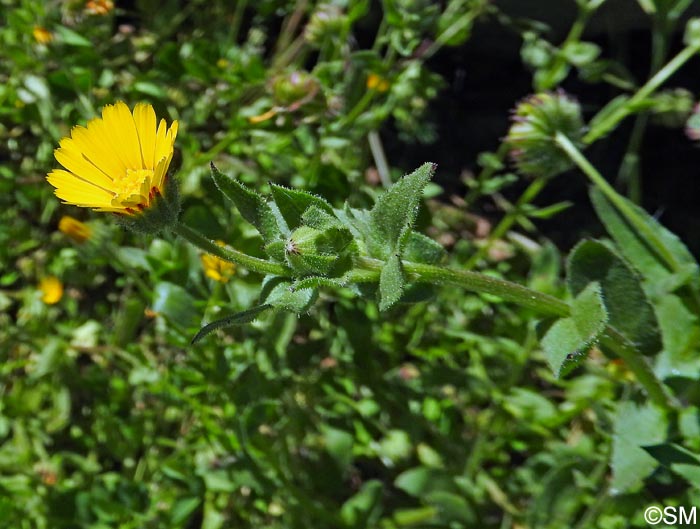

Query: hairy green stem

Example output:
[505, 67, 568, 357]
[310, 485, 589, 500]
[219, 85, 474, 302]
[357, 256, 570, 316]
[173, 222, 290, 277]
[599, 327, 677, 409]
[556, 132, 685, 274]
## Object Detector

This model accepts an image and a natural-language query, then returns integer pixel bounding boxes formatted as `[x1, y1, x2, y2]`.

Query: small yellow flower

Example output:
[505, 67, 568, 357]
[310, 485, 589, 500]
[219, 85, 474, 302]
[58, 216, 92, 243]
[85, 0, 114, 15]
[33, 26, 53, 44]
[366, 73, 390, 93]
[47, 102, 178, 215]
[201, 241, 236, 283]
[39, 276, 63, 304]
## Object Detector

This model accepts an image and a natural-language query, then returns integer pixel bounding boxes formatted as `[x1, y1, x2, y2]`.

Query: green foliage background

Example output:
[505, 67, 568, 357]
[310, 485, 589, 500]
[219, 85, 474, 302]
[2, 1, 700, 528]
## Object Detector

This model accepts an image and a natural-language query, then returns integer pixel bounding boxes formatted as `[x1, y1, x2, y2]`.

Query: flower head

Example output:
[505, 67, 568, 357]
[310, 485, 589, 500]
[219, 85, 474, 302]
[506, 91, 585, 178]
[201, 241, 236, 283]
[85, 0, 114, 15]
[58, 216, 92, 243]
[367, 73, 390, 93]
[33, 26, 53, 44]
[39, 276, 63, 304]
[47, 102, 180, 233]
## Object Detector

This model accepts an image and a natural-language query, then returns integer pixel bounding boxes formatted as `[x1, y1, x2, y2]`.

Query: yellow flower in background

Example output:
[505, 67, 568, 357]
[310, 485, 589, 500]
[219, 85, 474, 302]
[58, 216, 92, 243]
[201, 241, 236, 283]
[366, 73, 390, 93]
[39, 276, 63, 304]
[47, 101, 178, 215]
[33, 26, 53, 44]
[86, 0, 114, 15]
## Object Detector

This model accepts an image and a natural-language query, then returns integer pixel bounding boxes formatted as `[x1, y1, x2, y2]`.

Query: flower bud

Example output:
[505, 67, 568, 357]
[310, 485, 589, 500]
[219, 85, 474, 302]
[304, 4, 347, 46]
[271, 71, 321, 107]
[506, 91, 585, 178]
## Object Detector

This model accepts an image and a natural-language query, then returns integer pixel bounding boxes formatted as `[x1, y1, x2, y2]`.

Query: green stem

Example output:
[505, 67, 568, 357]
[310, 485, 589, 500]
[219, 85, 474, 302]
[599, 327, 677, 410]
[556, 132, 684, 274]
[585, 43, 700, 143]
[536, 4, 592, 90]
[172, 222, 291, 277]
[357, 256, 570, 317]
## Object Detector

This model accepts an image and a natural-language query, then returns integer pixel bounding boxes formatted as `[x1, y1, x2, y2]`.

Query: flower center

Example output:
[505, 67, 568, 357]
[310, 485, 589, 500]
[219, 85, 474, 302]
[112, 168, 154, 208]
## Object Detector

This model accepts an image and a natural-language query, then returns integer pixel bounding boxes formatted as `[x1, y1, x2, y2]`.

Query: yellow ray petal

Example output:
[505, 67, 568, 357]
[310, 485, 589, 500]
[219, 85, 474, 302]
[152, 153, 170, 193]
[47, 169, 115, 207]
[154, 119, 178, 169]
[70, 121, 126, 179]
[101, 102, 143, 169]
[54, 142, 115, 190]
[133, 103, 157, 169]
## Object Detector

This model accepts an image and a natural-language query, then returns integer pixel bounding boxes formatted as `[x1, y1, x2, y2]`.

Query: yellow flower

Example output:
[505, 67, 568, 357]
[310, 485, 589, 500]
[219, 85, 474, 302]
[47, 101, 178, 215]
[39, 276, 63, 304]
[58, 216, 92, 243]
[366, 73, 390, 93]
[201, 241, 236, 283]
[33, 26, 53, 44]
[85, 0, 114, 15]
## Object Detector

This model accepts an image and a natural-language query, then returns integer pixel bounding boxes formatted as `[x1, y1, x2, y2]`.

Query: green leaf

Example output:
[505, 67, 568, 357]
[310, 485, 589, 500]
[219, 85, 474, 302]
[341, 480, 384, 528]
[368, 162, 436, 258]
[586, 95, 631, 142]
[379, 254, 405, 311]
[541, 283, 607, 377]
[654, 294, 700, 379]
[210, 163, 281, 243]
[262, 279, 317, 312]
[191, 304, 272, 344]
[567, 239, 662, 355]
[395, 467, 455, 497]
[302, 205, 344, 231]
[610, 402, 668, 494]
[322, 426, 354, 469]
[590, 186, 699, 292]
[55, 25, 93, 47]
[403, 232, 446, 264]
[644, 443, 700, 486]
[153, 282, 199, 330]
[270, 184, 334, 229]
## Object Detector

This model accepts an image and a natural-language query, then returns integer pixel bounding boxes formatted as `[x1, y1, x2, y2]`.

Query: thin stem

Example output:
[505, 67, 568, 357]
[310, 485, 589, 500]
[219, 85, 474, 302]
[556, 132, 684, 274]
[536, 5, 592, 90]
[368, 130, 392, 188]
[173, 222, 290, 277]
[599, 327, 677, 409]
[585, 43, 700, 143]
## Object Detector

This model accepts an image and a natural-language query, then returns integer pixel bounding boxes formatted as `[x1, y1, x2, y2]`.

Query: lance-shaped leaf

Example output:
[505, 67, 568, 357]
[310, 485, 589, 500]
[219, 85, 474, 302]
[191, 304, 272, 344]
[270, 184, 334, 229]
[590, 186, 699, 292]
[368, 162, 436, 259]
[210, 163, 282, 243]
[567, 239, 662, 355]
[379, 253, 405, 311]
